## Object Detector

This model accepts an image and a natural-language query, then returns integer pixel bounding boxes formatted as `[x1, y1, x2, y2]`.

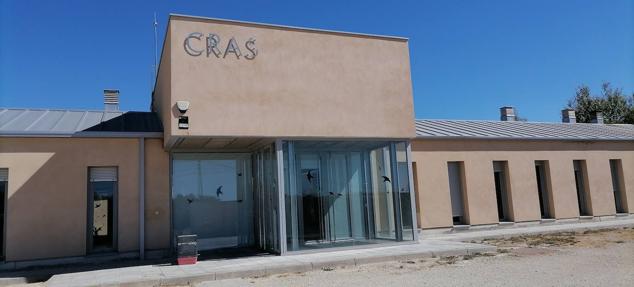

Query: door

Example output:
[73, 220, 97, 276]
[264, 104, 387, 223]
[327, 153, 352, 241]
[448, 162, 466, 225]
[172, 154, 252, 251]
[87, 167, 117, 253]
[296, 152, 356, 244]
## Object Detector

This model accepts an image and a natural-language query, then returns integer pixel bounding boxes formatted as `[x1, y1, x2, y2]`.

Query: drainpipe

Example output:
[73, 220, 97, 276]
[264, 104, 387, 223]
[139, 137, 145, 260]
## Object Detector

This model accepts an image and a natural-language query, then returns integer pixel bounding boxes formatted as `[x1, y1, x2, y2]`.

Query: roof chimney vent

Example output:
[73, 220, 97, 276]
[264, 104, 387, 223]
[104, 89, 120, 111]
[562, 109, 576, 123]
[500, 106, 516, 121]
[591, 112, 604, 124]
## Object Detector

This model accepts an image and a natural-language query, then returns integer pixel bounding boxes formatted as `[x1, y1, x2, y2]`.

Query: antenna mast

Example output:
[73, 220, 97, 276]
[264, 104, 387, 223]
[153, 12, 159, 79]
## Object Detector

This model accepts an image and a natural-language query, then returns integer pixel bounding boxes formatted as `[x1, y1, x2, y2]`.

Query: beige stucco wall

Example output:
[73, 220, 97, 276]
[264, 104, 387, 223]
[0, 137, 170, 261]
[411, 139, 634, 229]
[144, 138, 171, 250]
[153, 16, 415, 148]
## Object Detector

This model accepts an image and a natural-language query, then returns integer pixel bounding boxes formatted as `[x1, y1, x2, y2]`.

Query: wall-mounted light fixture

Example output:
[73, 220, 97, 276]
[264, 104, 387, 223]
[176, 101, 190, 129]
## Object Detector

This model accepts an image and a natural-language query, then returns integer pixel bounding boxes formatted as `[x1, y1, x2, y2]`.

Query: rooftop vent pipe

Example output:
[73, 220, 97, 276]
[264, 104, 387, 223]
[561, 109, 576, 123]
[104, 89, 120, 111]
[500, 106, 516, 121]
[591, 112, 604, 124]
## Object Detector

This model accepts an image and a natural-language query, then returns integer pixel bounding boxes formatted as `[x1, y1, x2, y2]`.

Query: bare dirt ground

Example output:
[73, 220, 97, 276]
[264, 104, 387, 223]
[199, 227, 634, 287]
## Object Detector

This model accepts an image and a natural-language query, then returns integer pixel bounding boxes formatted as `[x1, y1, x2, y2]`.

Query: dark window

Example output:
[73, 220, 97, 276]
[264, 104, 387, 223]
[535, 161, 553, 219]
[573, 160, 591, 216]
[610, 160, 628, 213]
[0, 168, 7, 259]
[493, 161, 512, 222]
[447, 162, 467, 225]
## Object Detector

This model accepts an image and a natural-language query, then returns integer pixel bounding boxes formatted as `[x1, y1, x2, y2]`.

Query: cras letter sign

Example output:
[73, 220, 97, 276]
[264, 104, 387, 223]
[184, 32, 258, 60]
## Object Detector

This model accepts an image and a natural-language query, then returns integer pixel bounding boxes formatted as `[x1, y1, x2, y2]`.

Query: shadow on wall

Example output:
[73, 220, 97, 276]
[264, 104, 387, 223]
[1, 138, 141, 263]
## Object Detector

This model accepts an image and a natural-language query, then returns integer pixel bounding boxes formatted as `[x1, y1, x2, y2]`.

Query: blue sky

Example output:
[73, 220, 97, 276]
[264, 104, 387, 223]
[1, 0, 632, 122]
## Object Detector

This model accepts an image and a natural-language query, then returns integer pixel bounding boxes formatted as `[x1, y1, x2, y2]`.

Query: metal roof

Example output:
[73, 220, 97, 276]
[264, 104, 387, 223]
[416, 119, 634, 141]
[0, 108, 163, 137]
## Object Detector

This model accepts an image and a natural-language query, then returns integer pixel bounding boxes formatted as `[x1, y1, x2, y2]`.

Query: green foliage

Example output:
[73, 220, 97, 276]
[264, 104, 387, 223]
[567, 83, 634, 124]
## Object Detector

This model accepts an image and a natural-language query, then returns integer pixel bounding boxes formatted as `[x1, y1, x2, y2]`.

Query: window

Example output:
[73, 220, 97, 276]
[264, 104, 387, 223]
[573, 160, 591, 216]
[88, 167, 117, 253]
[609, 160, 628, 214]
[0, 168, 7, 259]
[535, 161, 553, 219]
[493, 161, 512, 222]
[447, 162, 467, 225]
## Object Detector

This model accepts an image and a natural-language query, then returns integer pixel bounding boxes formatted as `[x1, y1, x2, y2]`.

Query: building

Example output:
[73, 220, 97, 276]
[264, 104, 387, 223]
[0, 14, 632, 268]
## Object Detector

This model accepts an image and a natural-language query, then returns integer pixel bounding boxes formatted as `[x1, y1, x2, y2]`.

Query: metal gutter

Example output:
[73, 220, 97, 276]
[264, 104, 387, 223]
[0, 132, 163, 138]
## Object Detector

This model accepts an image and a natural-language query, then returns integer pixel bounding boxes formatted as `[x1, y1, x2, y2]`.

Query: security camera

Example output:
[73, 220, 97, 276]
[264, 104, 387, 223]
[176, 101, 190, 114]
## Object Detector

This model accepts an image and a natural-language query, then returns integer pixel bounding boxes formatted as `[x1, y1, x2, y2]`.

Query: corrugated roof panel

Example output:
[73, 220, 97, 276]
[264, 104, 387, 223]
[51, 111, 86, 132]
[415, 119, 634, 141]
[0, 109, 26, 128]
[0, 108, 162, 136]
[75, 111, 106, 131]
[0, 110, 41, 131]
[102, 111, 123, 121]
[26, 110, 65, 131]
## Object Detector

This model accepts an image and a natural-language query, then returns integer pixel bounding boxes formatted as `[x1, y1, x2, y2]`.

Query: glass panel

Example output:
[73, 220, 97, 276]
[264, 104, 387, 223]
[370, 146, 396, 240]
[298, 153, 324, 242]
[348, 152, 366, 239]
[172, 155, 253, 251]
[329, 153, 352, 240]
[395, 143, 414, 240]
[91, 181, 115, 251]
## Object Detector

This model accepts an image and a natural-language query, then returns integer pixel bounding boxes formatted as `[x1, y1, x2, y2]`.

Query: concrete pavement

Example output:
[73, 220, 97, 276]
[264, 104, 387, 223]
[424, 216, 634, 242]
[1, 216, 632, 287]
[44, 240, 493, 287]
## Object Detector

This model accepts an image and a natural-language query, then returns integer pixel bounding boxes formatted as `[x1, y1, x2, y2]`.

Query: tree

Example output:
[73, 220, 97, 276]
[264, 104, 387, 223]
[567, 83, 634, 124]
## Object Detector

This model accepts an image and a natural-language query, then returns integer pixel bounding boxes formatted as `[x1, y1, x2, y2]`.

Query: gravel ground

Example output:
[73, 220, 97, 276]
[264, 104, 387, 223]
[198, 228, 634, 287]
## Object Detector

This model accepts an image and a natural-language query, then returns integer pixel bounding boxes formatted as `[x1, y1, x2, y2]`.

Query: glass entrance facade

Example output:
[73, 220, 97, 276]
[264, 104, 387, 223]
[171, 140, 416, 255]
[282, 141, 416, 251]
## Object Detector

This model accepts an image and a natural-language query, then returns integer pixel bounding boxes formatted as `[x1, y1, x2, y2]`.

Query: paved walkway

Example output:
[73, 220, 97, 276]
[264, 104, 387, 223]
[2, 216, 632, 287]
[45, 240, 493, 287]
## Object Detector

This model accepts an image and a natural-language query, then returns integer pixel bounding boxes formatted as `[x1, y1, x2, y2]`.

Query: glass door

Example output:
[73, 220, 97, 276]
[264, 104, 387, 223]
[284, 141, 416, 252]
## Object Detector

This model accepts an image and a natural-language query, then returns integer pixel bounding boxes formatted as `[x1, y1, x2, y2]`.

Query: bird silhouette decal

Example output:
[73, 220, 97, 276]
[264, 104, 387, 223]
[382, 176, 391, 183]
[186, 198, 193, 204]
[216, 185, 223, 197]
[306, 170, 315, 183]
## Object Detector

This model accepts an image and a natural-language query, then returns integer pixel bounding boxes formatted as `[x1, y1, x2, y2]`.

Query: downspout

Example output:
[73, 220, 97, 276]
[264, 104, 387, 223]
[139, 137, 145, 260]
